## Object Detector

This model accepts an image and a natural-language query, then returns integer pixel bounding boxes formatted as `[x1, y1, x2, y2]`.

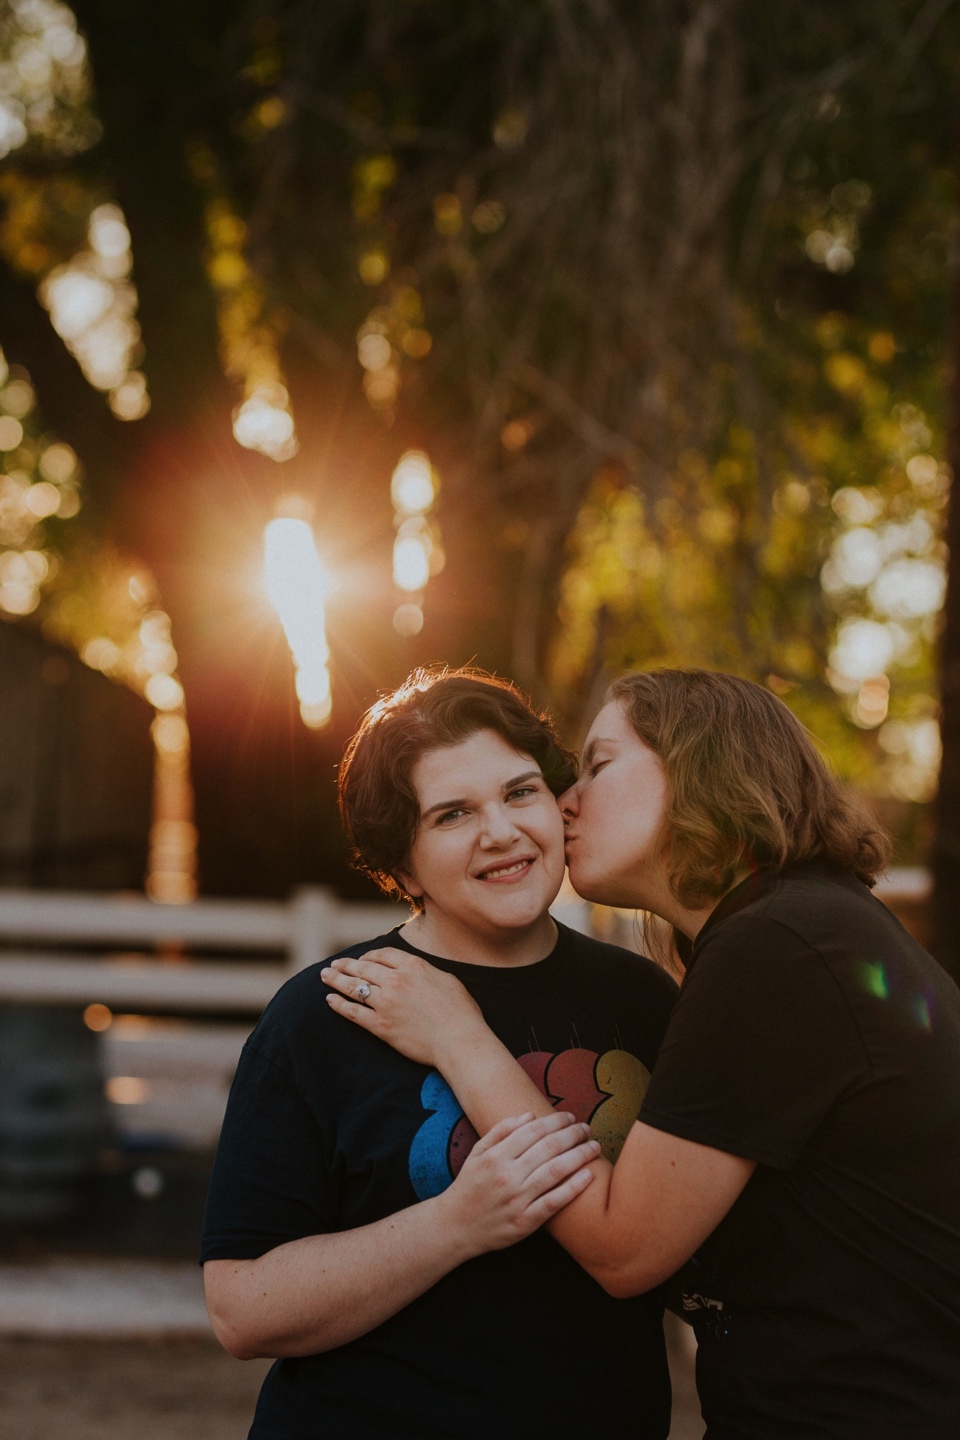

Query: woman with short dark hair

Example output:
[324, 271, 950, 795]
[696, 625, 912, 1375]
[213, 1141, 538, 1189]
[338, 666, 578, 907]
[203, 666, 678, 1439]
[325, 668, 960, 1440]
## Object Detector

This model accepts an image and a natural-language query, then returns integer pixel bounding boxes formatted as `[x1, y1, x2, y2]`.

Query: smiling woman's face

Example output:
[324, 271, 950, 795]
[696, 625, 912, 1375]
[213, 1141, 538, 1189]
[399, 728, 566, 944]
[560, 700, 672, 911]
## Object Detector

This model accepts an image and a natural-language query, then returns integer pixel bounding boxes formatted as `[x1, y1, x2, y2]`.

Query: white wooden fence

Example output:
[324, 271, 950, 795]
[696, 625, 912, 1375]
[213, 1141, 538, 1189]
[0, 887, 397, 1013]
[0, 870, 925, 1012]
[0, 871, 929, 1150]
[0, 886, 398, 1149]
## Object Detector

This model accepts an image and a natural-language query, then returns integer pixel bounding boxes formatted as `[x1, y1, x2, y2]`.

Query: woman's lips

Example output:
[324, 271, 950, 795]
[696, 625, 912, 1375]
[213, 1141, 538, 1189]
[475, 857, 535, 882]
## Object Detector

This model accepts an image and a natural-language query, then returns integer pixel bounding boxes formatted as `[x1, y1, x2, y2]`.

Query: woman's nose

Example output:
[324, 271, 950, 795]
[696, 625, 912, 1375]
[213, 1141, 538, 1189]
[479, 804, 522, 844]
[558, 781, 580, 819]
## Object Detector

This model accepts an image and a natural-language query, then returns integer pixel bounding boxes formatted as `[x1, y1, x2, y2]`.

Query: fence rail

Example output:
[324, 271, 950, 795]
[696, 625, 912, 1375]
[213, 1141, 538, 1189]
[0, 954, 283, 1014]
[0, 887, 398, 1012]
[873, 867, 931, 901]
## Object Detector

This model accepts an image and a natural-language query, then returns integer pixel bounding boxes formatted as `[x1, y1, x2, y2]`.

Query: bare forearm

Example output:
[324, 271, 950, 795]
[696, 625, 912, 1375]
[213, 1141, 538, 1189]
[438, 1023, 556, 1132]
[433, 1022, 754, 1296]
[321, 955, 751, 1296]
[205, 1195, 473, 1359]
[435, 1024, 619, 1276]
[206, 1107, 602, 1357]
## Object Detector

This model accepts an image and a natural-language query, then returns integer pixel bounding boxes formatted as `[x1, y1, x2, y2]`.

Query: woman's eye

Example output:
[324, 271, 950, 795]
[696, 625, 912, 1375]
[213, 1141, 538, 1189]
[589, 760, 608, 777]
[507, 785, 537, 802]
[436, 808, 466, 825]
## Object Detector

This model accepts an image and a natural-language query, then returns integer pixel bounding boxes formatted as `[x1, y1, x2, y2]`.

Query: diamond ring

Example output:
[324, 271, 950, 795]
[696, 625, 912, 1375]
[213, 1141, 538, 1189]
[355, 980, 372, 1003]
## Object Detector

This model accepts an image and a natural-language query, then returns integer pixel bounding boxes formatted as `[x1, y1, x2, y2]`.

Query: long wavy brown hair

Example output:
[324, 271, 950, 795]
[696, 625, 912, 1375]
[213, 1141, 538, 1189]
[609, 669, 892, 908]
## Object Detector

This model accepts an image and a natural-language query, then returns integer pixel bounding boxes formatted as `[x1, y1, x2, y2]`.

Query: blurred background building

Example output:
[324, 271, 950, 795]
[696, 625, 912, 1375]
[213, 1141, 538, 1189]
[0, 621, 152, 889]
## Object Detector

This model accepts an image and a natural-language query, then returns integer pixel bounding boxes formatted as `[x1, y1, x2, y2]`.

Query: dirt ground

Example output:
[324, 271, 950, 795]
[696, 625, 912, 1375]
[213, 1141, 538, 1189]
[0, 1338, 271, 1440]
[0, 1322, 703, 1440]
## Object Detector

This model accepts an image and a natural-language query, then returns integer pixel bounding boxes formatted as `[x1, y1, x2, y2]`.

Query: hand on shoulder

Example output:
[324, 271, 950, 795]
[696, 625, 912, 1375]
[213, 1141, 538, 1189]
[322, 947, 484, 1067]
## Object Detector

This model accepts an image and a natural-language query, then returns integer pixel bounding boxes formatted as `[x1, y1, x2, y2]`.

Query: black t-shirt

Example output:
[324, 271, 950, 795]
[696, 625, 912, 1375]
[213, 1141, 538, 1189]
[202, 922, 678, 1440]
[640, 863, 960, 1439]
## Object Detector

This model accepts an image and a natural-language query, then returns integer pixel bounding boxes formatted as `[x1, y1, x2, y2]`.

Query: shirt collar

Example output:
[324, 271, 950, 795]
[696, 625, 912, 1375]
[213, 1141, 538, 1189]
[688, 858, 846, 969]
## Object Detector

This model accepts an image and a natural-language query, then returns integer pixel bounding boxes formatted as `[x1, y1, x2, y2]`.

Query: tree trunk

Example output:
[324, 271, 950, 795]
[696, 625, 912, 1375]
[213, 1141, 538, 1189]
[932, 184, 960, 982]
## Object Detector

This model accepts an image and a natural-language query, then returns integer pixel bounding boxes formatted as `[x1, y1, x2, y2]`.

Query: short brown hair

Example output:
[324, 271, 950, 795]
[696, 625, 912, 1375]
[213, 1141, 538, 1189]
[609, 668, 891, 908]
[339, 666, 577, 905]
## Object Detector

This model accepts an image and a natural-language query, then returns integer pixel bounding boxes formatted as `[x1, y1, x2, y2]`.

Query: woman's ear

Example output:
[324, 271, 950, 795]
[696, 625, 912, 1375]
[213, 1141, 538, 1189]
[396, 866, 425, 899]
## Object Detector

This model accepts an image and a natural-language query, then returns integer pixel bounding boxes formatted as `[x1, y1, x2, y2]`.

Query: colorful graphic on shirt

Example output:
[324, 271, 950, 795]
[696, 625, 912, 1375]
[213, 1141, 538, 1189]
[408, 1070, 466, 1200]
[408, 1045, 651, 1199]
[543, 1048, 608, 1121]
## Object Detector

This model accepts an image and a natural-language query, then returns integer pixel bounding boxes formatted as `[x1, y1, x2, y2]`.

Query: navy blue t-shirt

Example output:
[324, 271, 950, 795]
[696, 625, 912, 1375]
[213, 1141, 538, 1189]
[202, 922, 677, 1439]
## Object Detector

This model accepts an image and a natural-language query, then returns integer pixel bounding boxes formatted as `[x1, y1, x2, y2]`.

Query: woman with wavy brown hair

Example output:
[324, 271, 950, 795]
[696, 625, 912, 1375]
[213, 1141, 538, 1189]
[324, 669, 960, 1440]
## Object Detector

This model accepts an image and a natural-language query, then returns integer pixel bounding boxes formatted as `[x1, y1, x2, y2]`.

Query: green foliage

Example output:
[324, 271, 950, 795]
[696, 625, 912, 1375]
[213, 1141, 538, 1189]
[221, 2, 957, 788]
[2, 0, 957, 808]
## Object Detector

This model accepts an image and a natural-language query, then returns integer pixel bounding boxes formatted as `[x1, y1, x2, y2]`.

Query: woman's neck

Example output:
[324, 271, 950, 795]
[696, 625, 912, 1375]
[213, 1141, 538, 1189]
[672, 902, 718, 943]
[668, 867, 755, 942]
[400, 909, 559, 968]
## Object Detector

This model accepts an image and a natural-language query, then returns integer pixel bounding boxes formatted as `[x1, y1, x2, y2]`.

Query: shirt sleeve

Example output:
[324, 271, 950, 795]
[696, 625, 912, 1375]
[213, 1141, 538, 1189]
[639, 915, 867, 1169]
[200, 1041, 334, 1262]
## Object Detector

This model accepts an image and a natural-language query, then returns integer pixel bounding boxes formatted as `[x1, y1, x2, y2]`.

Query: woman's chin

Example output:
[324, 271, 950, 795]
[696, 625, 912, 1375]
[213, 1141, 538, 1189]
[567, 863, 640, 910]
[566, 868, 615, 907]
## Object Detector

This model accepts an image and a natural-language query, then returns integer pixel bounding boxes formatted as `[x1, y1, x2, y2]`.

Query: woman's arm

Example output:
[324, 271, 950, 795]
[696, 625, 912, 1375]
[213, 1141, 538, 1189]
[204, 1111, 599, 1358]
[323, 951, 754, 1294]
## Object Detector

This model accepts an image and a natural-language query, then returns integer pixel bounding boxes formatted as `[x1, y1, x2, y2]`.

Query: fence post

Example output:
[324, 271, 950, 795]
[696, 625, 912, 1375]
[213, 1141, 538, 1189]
[289, 887, 337, 973]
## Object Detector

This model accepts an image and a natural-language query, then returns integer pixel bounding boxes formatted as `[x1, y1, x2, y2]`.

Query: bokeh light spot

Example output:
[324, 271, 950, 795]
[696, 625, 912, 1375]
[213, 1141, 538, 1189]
[106, 1076, 149, 1105]
[393, 602, 424, 636]
[264, 514, 333, 730]
[390, 451, 434, 515]
[0, 415, 24, 450]
[144, 673, 185, 711]
[830, 618, 895, 684]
